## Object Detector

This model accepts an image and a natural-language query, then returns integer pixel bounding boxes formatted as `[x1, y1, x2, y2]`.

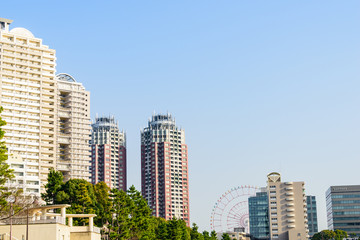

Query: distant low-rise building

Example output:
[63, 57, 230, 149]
[0, 204, 100, 240]
[218, 228, 251, 240]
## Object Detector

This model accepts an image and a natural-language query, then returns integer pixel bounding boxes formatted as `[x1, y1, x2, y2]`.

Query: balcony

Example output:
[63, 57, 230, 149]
[58, 111, 70, 118]
[286, 214, 295, 217]
[285, 187, 293, 191]
[287, 224, 295, 228]
[40, 161, 54, 167]
[285, 197, 294, 201]
[57, 164, 70, 171]
[58, 137, 71, 144]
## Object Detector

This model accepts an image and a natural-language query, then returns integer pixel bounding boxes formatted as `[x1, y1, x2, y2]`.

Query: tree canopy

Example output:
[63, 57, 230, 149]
[43, 170, 212, 239]
[221, 233, 231, 240]
[312, 229, 348, 240]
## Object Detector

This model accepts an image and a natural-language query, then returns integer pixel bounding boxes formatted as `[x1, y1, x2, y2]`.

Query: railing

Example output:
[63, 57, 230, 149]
[70, 226, 101, 233]
[0, 216, 65, 225]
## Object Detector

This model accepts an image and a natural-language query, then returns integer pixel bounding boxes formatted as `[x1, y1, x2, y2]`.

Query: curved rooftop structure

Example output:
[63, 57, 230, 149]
[10, 27, 34, 38]
[92, 116, 119, 131]
[267, 172, 281, 183]
[150, 113, 175, 127]
[56, 73, 76, 82]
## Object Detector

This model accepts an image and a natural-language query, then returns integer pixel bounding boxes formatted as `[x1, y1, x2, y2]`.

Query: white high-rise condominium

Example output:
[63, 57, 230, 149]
[0, 18, 91, 194]
[57, 73, 91, 181]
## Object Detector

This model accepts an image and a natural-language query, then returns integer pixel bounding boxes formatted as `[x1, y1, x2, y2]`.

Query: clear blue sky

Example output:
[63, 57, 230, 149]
[2, 0, 360, 231]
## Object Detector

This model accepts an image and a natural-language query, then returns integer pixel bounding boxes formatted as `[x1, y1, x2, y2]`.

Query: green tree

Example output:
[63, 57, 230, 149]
[221, 233, 231, 240]
[127, 185, 155, 240]
[0, 106, 14, 208]
[94, 181, 112, 227]
[42, 168, 64, 204]
[334, 229, 348, 240]
[109, 186, 155, 240]
[166, 218, 190, 240]
[313, 230, 337, 240]
[191, 223, 204, 240]
[349, 233, 357, 239]
[154, 218, 168, 240]
[210, 231, 217, 240]
[108, 188, 131, 240]
[56, 179, 96, 225]
[202, 230, 210, 240]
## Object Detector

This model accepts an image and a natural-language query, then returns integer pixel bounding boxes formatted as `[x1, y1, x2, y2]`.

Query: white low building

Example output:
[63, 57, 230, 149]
[0, 204, 101, 240]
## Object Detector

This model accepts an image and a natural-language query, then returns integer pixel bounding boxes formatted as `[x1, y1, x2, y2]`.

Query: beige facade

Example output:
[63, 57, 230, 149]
[0, 18, 91, 193]
[219, 231, 251, 240]
[57, 73, 91, 181]
[0, 18, 57, 194]
[267, 172, 309, 240]
[0, 205, 100, 240]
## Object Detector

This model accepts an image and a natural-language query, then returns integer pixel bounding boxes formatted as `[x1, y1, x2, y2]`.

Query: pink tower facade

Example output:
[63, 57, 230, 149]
[141, 114, 190, 226]
[91, 116, 126, 191]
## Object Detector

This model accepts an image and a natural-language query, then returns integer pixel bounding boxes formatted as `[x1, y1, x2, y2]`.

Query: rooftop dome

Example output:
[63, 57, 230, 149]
[56, 73, 76, 82]
[10, 27, 34, 38]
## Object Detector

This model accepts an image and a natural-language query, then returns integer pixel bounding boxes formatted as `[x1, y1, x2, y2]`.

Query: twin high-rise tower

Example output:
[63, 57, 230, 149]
[90, 113, 191, 224]
[90, 116, 127, 191]
[141, 114, 190, 226]
[0, 17, 190, 225]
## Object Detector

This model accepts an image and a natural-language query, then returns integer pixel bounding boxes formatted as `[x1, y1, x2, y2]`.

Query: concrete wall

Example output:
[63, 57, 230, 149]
[0, 223, 70, 240]
[70, 232, 101, 240]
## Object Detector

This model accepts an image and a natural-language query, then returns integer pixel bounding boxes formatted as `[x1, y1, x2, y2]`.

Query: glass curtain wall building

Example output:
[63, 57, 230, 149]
[249, 190, 270, 239]
[306, 196, 318, 237]
[326, 185, 360, 235]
